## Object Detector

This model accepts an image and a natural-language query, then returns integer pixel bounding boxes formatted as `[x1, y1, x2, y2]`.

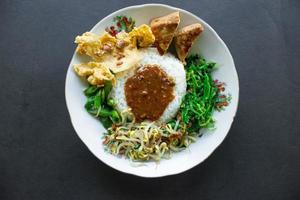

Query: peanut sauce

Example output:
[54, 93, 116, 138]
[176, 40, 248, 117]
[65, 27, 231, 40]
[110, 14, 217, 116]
[125, 64, 175, 122]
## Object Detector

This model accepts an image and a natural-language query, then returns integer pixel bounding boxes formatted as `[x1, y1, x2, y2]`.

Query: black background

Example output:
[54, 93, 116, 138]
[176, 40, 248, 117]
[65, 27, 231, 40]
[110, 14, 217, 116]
[1, 0, 299, 199]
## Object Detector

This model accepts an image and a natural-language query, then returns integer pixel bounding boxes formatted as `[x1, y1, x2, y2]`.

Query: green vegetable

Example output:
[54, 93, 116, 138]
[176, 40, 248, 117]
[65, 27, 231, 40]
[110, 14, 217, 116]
[107, 98, 116, 107]
[100, 117, 113, 128]
[103, 81, 112, 100]
[110, 110, 120, 123]
[167, 120, 176, 129]
[94, 91, 102, 109]
[179, 55, 221, 133]
[97, 108, 112, 117]
[84, 85, 99, 97]
[84, 82, 120, 127]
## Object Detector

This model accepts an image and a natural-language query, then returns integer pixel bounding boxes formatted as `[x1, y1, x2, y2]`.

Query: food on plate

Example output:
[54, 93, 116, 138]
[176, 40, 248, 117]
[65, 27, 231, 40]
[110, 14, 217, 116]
[129, 24, 155, 47]
[75, 32, 110, 60]
[110, 48, 186, 123]
[75, 24, 155, 73]
[106, 16, 136, 36]
[83, 82, 120, 128]
[125, 64, 175, 122]
[72, 13, 230, 161]
[104, 55, 230, 160]
[74, 62, 116, 86]
[175, 23, 204, 63]
[150, 12, 180, 54]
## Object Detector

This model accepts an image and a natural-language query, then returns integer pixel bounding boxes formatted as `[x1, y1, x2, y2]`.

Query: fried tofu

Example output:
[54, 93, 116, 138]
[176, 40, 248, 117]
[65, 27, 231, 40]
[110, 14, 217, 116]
[150, 12, 180, 55]
[175, 23, 204, 63]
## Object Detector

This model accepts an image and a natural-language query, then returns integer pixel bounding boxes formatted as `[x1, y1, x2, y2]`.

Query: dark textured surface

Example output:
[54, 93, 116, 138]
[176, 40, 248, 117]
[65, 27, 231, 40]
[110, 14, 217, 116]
[0, 0, 299, 199]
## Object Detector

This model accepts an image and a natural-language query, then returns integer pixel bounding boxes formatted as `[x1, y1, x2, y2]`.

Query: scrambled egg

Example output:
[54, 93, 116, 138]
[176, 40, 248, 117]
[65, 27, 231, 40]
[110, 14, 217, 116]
[75, 32, 116, 61]
[129, 24, 155, 47]
[74, 24, 155, 85]
[74, 62, 116, 86]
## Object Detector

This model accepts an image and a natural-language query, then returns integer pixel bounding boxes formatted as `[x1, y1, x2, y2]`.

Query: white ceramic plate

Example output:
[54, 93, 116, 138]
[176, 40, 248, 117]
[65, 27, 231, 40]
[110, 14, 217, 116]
[65, 4, 239, 177]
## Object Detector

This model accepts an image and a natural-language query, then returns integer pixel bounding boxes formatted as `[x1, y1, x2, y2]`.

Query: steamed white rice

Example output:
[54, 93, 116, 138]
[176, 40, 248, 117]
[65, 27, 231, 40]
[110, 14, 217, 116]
[110, 48, 186, 122]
